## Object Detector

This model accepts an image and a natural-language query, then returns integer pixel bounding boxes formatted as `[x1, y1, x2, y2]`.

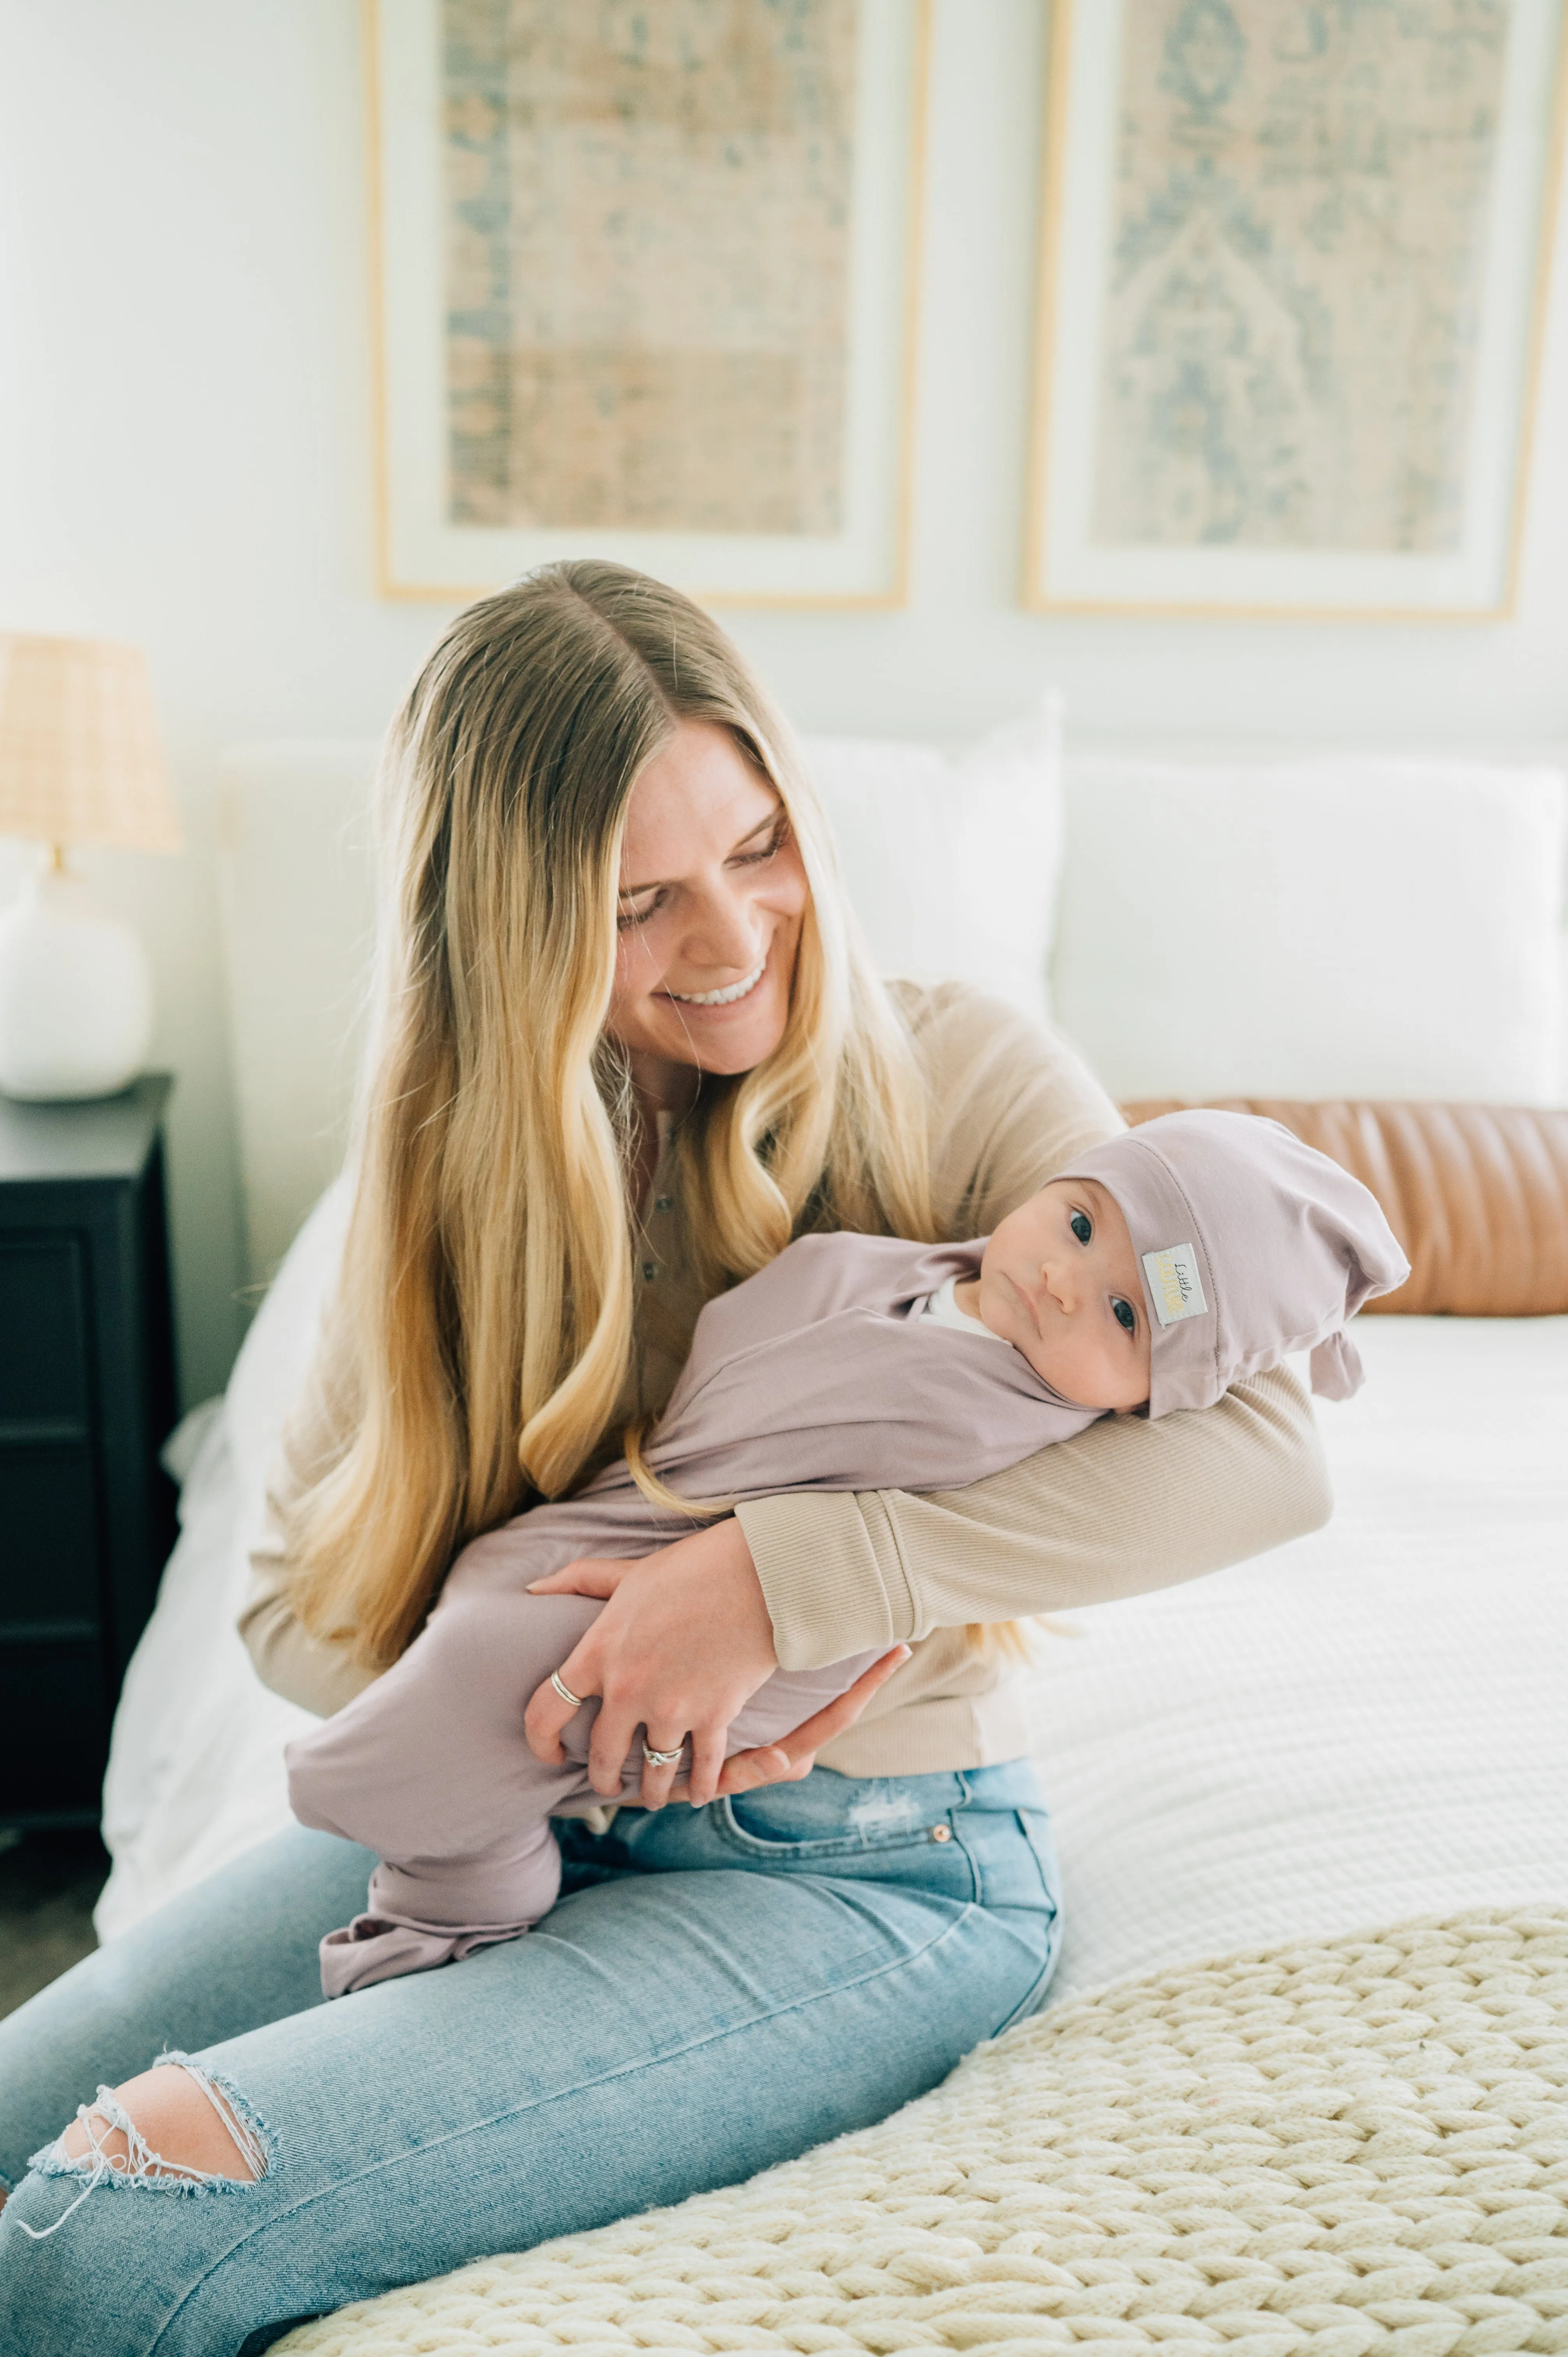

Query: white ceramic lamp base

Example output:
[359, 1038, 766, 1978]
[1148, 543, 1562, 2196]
[0, 861, 154, 1100]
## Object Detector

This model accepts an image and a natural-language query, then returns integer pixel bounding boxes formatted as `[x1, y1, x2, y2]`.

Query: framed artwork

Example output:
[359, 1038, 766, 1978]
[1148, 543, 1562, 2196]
[1025, 0, 1568, 619]
[368, 0, 929, 607]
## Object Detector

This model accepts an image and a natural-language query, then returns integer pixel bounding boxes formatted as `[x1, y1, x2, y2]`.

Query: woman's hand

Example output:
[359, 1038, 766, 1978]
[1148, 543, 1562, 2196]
[710, 1647, 911, 1798]
[521, 1519, 904, 1808]
[523, 1518, 777, 1805]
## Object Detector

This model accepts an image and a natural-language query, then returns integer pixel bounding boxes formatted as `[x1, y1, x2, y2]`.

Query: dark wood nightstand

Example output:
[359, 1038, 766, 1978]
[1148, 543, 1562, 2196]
[0, 1076, 178, 1828]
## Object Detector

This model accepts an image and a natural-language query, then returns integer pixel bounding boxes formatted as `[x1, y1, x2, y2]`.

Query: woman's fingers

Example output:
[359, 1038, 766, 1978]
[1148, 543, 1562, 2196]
[712, 1647, 910, 1798]
[776, 1647, 911, 1760]
[677, 1641, 909, 1808]
[715, 1742, 812, 1797]
[636, 1736, 687, 1812]
[526, 1557, 629, 1599]
[534, 1519, 776, 1796]
[587, 1693, 646, 1798]
[522, 1636, 601, 1766]
[531, 1643, 909, 1797]
[533, 1627, 909, 1796]
[683, 1724, 729, 1810]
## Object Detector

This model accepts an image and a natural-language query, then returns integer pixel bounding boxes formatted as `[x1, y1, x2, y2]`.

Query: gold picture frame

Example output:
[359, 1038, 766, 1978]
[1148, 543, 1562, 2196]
[367, 0, 929, 609]
[1024, 0, 1568, 622]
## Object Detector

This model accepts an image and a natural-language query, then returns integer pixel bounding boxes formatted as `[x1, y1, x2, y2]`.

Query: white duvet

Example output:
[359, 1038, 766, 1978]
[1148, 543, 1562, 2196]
[97, 1187, 1568, 1990]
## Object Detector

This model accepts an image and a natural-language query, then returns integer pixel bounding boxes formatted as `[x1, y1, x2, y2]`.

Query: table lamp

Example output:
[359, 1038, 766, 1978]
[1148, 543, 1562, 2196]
[0, 633, 182, 1100]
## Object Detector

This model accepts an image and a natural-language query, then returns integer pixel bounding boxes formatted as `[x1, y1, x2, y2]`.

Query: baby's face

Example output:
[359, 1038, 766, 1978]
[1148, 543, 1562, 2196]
[973, 1176, 1151, 1411]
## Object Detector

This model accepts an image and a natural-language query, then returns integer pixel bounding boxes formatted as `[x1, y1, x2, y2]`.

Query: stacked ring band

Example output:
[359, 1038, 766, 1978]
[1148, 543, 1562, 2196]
[550, 1670, 584, 1710]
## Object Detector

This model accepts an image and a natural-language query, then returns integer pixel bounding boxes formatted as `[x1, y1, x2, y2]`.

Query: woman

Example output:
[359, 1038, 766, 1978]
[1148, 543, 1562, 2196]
[0, 564, 1328, 2352]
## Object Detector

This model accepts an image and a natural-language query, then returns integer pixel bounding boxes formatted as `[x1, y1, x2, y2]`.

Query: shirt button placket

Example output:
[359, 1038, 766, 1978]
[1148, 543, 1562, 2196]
[643, 1191, 671, 1284]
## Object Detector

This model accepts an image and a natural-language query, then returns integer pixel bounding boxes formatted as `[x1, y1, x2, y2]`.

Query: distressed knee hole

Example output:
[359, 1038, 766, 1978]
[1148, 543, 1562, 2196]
[17, 2056, 272, 2242]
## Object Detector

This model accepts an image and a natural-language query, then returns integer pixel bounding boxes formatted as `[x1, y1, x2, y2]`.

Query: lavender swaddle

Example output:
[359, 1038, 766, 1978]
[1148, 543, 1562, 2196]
[288, 1233, 1100, 1995]
[287, 1113, 1406, 1997]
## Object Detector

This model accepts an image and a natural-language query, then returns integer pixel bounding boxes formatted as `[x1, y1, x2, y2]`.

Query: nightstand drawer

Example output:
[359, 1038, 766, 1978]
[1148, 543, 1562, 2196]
[0, 1446, 101, 1628]
[0, 1641, 111, 1813]
[0, 1235, 90, 1426]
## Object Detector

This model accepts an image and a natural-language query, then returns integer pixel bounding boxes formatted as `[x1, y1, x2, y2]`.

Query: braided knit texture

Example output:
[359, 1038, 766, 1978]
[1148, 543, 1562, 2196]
[278, 1906, 1568, 2355]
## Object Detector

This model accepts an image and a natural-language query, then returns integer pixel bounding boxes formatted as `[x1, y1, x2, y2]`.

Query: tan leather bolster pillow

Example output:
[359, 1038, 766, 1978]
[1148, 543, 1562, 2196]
[1119, 1101, 1568, 1316]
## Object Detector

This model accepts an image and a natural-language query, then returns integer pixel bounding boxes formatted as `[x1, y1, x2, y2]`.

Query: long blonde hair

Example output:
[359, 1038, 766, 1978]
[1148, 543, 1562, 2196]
[286, 560, 937, 1671]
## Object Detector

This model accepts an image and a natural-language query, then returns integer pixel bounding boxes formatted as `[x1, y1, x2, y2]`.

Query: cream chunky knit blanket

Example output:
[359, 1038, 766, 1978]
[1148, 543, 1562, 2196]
[279, 1906, 1568, 2356]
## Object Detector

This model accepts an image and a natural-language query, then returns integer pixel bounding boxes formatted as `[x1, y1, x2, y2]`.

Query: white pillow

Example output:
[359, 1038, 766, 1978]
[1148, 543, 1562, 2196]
[1053, 755, 1566, 1105]
[224, 1175, 352, 1513]
[805, 696, 1063, 1022]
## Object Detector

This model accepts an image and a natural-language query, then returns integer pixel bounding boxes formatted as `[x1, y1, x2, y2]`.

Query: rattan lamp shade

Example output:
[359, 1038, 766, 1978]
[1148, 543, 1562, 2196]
[0, 633, 182, 853]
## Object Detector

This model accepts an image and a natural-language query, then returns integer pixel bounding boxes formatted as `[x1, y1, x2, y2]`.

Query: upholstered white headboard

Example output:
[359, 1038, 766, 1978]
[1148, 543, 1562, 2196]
[218, 744, 382, 1283]
[218, 732, 1568, 1285]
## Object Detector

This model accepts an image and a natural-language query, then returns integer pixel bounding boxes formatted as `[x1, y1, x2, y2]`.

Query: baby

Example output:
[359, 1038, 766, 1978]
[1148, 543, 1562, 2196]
[288, 1111, 1407, 1995]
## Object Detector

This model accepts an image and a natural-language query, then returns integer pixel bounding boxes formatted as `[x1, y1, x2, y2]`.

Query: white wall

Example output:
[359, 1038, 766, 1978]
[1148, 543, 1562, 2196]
[3, 0, 1568, 1403]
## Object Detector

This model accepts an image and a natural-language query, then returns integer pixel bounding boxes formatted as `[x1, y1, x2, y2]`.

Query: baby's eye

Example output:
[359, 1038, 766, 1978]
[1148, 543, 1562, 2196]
[1069, 1210, 1093, 1245]
[1112, 1297, 1137, 1335]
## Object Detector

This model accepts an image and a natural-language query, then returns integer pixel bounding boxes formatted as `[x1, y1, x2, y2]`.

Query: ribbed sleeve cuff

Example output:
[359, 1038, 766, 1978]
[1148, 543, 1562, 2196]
[737, 1489, 917, 1671]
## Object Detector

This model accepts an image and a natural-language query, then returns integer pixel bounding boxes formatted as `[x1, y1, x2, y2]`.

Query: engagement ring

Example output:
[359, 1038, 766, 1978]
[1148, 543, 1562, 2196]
[642, 1742, 684, 1768]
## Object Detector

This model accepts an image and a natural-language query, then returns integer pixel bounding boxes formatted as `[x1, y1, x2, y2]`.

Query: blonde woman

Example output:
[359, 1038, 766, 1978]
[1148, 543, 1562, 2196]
[0, 564, 1328, 2348]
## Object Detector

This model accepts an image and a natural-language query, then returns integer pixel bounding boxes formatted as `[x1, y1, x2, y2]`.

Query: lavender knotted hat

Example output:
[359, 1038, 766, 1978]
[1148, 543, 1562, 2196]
[1058, 1111, 1410, 1419]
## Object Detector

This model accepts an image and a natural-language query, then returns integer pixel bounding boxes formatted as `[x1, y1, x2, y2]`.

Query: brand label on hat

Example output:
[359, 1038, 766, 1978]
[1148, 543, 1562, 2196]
[1142, 1241, 1207, 1327]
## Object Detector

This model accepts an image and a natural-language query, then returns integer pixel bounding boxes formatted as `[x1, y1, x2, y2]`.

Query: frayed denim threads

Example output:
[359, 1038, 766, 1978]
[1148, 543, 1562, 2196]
[17, 2051, 271, 2243]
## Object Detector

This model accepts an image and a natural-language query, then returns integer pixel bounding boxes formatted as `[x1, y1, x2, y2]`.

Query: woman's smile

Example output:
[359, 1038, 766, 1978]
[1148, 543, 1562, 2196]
[664, 952, 768, 1008]
[666, 955, 768, 1008]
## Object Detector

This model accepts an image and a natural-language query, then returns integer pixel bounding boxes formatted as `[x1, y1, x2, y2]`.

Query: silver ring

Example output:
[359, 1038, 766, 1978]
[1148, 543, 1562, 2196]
[642, 1742, 684, 1768]
[550, 1670, 584, 1711]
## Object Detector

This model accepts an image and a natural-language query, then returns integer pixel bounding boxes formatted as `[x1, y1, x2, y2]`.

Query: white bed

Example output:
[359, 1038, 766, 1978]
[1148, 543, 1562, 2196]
[96, 726, 1568, 1993]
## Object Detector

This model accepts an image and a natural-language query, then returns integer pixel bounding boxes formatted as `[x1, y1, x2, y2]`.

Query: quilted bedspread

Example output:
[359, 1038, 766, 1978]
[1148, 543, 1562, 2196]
[279, 1905, 1568, 2355]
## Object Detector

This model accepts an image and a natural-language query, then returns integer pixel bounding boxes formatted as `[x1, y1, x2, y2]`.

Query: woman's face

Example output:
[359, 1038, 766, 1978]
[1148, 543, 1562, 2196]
[607, 720, 809, 1099]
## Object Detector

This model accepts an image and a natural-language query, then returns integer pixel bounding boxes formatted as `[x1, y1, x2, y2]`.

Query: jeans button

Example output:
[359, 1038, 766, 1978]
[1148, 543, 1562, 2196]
[930, 1824, 952, 1843]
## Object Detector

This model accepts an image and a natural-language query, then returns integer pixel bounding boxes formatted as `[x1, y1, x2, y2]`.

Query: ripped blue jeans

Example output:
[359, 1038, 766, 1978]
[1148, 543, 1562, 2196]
[0, 1762, 1060, 2357]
